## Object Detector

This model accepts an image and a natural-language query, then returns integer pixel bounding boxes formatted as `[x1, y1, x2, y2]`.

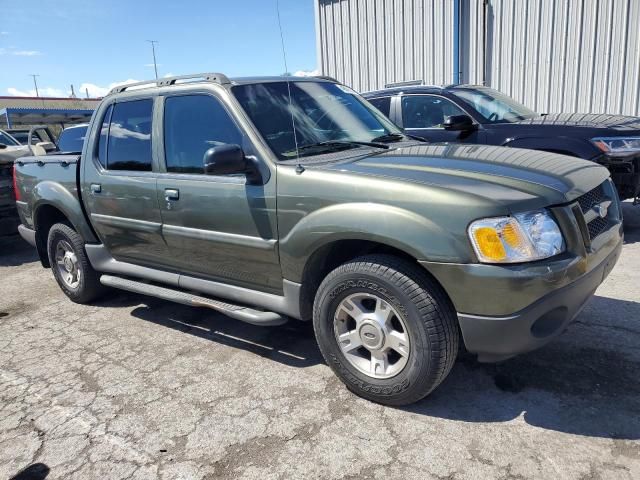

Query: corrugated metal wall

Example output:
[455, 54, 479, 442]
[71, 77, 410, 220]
[316, 0, 640, 116]
[316, 0, 456, 92]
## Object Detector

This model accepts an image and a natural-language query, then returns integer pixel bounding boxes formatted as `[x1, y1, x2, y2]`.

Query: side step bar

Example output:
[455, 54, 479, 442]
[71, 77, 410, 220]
[100, 275, 287, 326]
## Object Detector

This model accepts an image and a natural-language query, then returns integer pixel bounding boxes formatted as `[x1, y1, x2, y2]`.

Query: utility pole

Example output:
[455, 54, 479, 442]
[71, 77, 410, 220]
[147, 40, 159, 79]
[29, 74, 40, 97]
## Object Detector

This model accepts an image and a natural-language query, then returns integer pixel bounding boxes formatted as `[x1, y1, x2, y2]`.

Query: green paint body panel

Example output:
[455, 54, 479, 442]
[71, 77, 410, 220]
[13, 78, 623, 360]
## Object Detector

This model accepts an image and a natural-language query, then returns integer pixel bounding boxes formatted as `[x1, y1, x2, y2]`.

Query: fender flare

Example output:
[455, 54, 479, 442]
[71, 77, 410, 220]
[32, 180, 98, 243]
[278, 202, 470, 282]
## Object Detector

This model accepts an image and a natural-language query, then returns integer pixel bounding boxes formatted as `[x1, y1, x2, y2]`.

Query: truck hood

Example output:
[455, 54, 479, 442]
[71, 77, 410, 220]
[322, 143, 609, 206]
[511, 113, 640, 132]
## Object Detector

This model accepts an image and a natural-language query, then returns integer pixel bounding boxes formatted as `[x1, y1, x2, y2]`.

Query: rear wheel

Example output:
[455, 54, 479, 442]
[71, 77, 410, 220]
[313, 255, 459, 405]
[47, 222, 105, 303]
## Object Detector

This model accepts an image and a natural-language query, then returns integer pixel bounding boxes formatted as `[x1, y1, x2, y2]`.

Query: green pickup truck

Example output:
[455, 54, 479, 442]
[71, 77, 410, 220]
[13, 74, 623, 405]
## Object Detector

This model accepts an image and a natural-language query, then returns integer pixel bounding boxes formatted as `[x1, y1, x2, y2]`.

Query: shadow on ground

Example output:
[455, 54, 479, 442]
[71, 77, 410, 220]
[9, 463, 50, 480]
[107, 287, 640, 440]
[0, 235, 38, 267]
[406, 294, 640, 440]
[128, 296, 322, 369]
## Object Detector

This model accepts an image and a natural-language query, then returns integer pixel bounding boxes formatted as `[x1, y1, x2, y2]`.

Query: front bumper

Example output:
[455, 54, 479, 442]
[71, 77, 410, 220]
[455, 237, 621, 362]
[596, 152, 640, 201]
[420, 218, 623, 362]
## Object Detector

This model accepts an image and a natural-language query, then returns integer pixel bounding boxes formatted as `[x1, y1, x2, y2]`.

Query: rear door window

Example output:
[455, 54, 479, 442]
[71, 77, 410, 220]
[106, 99, 153, 171]
[96, 105, 112, 168]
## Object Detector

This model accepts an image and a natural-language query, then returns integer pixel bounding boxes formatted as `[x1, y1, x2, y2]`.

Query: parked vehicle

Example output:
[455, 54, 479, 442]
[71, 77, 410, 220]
[14, 74, 622, 405]
[363, 83, 640, 202]
[7, 126, 58, 154]
[0, 129, 31, 237]
[57, 123, 89, 153]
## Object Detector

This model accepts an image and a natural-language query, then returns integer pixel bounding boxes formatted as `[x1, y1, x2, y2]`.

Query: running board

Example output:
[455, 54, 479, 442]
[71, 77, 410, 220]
[100, 275, 287, 326]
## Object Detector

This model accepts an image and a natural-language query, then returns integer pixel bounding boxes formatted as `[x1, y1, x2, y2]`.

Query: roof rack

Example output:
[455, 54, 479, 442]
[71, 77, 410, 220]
[383, 80, 444, 89]
[108, 72, 231, 95]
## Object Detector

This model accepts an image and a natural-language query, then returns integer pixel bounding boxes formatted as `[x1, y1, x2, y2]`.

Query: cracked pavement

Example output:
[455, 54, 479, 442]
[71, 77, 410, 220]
[1, 204, 639, 480]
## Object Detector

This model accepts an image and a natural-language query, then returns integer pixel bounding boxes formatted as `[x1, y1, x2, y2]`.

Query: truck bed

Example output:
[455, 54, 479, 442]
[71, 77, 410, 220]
[13, 155, 82, 232]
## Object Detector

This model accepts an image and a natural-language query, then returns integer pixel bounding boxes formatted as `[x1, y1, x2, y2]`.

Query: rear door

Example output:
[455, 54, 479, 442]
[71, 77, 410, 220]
[399, 94, 484, 143]
[82, 98, 170, 266]
[155, 92, 281, 293]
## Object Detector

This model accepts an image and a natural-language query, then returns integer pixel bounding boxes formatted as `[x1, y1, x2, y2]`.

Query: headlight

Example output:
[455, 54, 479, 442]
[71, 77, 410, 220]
[591, 136, 640, 156]
[468, 210, 565, 263]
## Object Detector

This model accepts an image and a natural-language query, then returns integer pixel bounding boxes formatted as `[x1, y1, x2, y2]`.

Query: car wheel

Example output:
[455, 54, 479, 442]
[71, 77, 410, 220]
[47, 222, 105, 304]
[313, 254, 459, 405]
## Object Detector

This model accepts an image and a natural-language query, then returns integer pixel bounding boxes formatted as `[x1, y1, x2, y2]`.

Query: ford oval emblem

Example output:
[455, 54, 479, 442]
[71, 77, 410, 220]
[594, 203, 608, 219]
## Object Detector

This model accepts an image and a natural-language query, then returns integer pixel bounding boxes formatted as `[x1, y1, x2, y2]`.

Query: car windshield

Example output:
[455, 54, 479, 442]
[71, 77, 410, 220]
[452, 87, 537, 123]
[8, 131, 30, 145]
[58, 125, 88, 153]
[0, 130, 20, 146]
[233, 81, 402, 160]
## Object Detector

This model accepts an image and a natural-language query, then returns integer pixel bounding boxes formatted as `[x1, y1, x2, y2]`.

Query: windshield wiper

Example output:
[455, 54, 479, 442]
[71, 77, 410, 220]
[370, 133, 405, 143]
[291, 140, 389, 154]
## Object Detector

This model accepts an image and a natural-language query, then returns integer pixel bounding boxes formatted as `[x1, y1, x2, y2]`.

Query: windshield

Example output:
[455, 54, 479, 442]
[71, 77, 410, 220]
[452, 87, 537, 123]
[58, 125, 88, 153]
[0, 130, 20, 146]
[233, 81, 402, 160]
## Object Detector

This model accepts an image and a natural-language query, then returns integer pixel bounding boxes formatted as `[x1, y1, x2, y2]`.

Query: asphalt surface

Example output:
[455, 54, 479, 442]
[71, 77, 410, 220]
[1, 204, 639, 480]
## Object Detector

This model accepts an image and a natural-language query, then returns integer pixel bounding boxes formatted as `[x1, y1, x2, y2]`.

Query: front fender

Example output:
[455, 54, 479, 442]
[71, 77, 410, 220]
[32, 180, 97, 243]
[279, 202, 470, 282]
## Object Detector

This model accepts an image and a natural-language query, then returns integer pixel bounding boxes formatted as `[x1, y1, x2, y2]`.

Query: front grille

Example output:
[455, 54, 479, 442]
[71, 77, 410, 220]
[577, 183, 606, 214]
[587, 216, 609, 239]
[574, 181, 615, 243]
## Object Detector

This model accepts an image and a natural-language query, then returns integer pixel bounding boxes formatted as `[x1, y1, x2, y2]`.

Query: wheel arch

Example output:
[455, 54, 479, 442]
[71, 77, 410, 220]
[297, 238, 451, 321]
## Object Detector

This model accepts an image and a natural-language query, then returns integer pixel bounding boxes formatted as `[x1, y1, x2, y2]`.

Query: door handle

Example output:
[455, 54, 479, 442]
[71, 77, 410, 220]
[90, 183, 101, 194]
[164, 188, 179, 201]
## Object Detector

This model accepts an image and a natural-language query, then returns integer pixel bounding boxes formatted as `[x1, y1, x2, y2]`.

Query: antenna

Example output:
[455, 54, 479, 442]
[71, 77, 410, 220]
[147, 40, 159, 79]
[275, 0, 301, 163]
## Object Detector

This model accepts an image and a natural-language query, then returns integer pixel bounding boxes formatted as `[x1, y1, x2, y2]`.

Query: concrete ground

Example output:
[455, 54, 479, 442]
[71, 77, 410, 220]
[1, 204, 639, 480]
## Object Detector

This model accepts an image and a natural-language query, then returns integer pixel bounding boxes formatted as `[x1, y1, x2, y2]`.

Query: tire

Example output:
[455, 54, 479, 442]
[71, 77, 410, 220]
[47, 222, 105, 304]
[313, 254, 459, 406]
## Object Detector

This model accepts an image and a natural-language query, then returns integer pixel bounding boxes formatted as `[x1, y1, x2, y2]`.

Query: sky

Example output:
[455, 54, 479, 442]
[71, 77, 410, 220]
[0, 0, 318, 98]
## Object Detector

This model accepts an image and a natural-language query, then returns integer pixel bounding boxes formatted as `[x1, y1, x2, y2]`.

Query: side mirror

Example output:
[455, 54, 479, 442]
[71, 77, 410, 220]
[443, 114, 475, 131]
[0, 143, 6, 150]
[203, 144, 247, 176]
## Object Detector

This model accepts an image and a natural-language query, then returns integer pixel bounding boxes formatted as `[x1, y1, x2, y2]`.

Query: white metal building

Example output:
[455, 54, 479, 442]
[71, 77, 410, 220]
[314, 0, 640, 116]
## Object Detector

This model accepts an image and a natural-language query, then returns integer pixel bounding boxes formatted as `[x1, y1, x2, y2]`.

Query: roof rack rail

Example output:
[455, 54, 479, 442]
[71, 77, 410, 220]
[108, 72, 231, 95]
[313, 75, 340, 83]
[383, 80, 444, 89]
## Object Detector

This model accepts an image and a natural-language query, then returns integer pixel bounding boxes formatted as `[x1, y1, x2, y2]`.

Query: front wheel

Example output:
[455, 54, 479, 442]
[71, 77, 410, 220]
[313, 255, 459, 406]
[47, 222, 105, 304]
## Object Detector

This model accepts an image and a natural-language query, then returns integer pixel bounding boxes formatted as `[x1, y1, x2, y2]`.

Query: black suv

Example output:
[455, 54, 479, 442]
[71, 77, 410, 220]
[363, 83, 640, 201]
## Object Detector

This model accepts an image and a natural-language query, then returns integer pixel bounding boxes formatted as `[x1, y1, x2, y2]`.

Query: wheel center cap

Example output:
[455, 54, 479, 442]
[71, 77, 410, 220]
[64, 256, 74, 271]
[359, 321, 385, 350]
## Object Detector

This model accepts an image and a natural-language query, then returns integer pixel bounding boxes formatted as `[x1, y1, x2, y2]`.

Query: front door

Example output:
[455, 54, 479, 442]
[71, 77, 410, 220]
[399, 94, 483, 144]
[156, 93, 281, 293]
[83, 98, 170, 266]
